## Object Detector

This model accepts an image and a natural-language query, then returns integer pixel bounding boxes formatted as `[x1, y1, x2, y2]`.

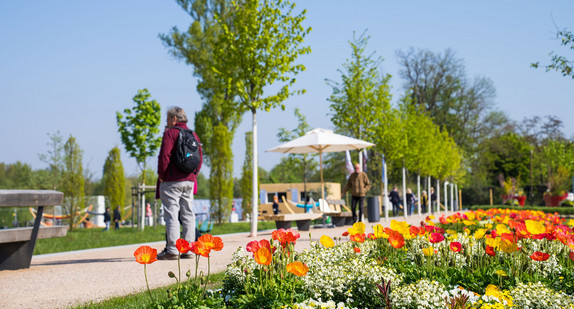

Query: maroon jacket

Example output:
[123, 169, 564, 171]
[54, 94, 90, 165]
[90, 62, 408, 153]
[155, 123, 202, 198]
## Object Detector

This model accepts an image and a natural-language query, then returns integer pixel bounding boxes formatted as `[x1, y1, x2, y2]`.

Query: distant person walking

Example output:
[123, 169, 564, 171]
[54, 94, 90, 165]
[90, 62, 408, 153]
[421, 190, 429, 214]
[145, 203, 153, 226]
[389, 187, 401, 217]
[103, 207, 111, 231]
[113, 207, 121, 229]
[406, 188, 415, 215]
[272, 196, 280, 215]
[156, 106, 203, 260]
[342, 163, 371, 223]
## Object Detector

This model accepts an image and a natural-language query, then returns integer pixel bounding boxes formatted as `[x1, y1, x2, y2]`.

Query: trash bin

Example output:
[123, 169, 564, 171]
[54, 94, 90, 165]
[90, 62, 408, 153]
[367, 196, 380, 222]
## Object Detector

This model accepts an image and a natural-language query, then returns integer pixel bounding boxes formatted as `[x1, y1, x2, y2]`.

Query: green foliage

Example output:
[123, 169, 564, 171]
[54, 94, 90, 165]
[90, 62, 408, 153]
[240, 132, 254, 219]
[116, 89, 162, 184]
[103, 147, 126, 210]
[209, 123, 234, 224]
[152, 283, 226, 309]
[532, 29, 574, 79]
[272, 108, 318, 185]
[38, 131, 66, 190]
[62, 135, 85, 230]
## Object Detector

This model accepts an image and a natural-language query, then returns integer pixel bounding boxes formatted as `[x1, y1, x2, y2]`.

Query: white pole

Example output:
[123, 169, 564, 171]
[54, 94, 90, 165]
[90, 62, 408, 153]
[450, 183, 454, 213]
[140, 184, 145, 231]
[427, 176, 432, 215]
[417, 174, 421, 216]
[444, 181, 449, 213]
[455, 184, 459, 211]
[436, 179, 441, 216]
[383, 159, 389, 222]
[402, 164, 407, 219]
[250, 111, 258, 237]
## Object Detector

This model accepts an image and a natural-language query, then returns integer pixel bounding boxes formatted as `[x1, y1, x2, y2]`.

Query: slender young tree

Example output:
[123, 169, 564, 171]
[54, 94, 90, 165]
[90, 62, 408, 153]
[116, 89, 162, 185]
[211, 0, 311, 236]
[209, 123, 234, 224]
[62, 135, 85, 230]
[240, 131, 254, 220]
[103, 146, 126, 213]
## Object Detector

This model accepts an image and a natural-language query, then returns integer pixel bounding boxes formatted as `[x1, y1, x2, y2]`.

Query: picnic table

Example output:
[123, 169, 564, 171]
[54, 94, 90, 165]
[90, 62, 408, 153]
[0, 190, 68, 270]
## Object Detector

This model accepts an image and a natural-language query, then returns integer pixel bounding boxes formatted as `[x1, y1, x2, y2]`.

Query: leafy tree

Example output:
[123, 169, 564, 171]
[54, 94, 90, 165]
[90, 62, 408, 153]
[211, 0, 311, 236]
[209, 123, 234, 224]
[195, 172, 209, 199]
[327, 31, 392, 142]
[396, 48, 504, 154]
[103, 147, 126, 211]
[532, 29, 574, 79]
[0, 162, 35, 189]
[116, 89, 162, 184]
[161, 0, 242, 180]
[38, 131, 65, 190]
[61, 135, 85, 230]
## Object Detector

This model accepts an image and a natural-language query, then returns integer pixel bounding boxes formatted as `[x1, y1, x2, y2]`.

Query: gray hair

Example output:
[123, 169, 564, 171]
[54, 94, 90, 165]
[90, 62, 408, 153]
[167, 106, 188, 123]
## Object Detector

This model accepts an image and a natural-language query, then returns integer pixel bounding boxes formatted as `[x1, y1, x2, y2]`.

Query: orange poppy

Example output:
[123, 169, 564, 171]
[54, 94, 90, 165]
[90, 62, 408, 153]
[198, 234, 224, 251]
[529, 251, 550, 261]
[450, 242, 462, 252]
[134, 246, 158, 264]
[192, 241, 211, 257]
[254, 247, 273, 265]
[176, 238, 190, 254]
[353, 247, 361, 253]
[286, 261, 309, 276]
[388, 233, 405, 249]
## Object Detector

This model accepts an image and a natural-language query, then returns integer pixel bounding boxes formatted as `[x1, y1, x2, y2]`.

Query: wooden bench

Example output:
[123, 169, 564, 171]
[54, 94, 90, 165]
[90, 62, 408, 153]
[0, 190, 68, 270]
[325, 199, 354, 226]
[263, 213, 323, 231]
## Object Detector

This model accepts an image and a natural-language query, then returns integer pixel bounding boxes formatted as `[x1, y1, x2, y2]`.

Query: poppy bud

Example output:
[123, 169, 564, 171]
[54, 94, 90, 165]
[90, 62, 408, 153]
[168, 271, 176, 278]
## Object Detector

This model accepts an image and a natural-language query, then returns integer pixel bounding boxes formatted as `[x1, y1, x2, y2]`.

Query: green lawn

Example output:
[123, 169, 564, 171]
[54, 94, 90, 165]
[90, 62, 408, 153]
[34, 221, 277, 255]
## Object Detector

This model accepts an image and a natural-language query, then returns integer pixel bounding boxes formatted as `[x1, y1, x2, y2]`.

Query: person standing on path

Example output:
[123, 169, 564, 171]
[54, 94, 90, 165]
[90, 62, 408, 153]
[113, 207, 121, 229]
[341, 163, 371, 223]
[156, 106, 202, 260]
[103, 207, 111, 231]
[389, 187, 401, 217]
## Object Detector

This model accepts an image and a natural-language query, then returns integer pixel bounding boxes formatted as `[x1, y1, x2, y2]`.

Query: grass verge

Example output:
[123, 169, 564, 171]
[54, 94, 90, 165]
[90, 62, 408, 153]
[74, 271, 226, 309]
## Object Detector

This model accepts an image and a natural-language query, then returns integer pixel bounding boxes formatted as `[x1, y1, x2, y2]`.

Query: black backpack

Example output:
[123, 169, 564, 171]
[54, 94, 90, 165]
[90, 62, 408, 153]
[172, 127, 201, 174]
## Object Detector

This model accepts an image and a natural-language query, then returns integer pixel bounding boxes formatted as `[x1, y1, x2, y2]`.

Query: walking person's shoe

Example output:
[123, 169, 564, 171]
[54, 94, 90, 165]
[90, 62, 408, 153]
[157, 248, 178, 260]
[181, 253, 193, 259]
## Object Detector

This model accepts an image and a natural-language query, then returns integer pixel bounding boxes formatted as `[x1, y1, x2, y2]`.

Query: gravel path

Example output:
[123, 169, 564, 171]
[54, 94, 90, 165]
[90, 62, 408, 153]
[0, 213, 441, 309]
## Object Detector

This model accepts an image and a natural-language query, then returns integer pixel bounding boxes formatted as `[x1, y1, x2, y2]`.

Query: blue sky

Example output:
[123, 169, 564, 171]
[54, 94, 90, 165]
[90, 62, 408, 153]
[1, 1, 573, 180]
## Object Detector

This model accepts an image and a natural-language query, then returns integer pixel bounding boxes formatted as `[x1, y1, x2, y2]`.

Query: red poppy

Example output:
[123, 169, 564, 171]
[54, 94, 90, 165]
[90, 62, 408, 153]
[350, 233, 365, 243]
[246, 239, 276, 255]
[134, 246, 158, 264]
[567, 238, 574, 251]
[353, 247, 361, 253]
[450, 242, 462, 252]
[485, 245, 496, 257]
[342, 231, 349, 237]
[529, 251, 550, 261]
[409, 226, 420, 237]
[388, 233, 405, 249]
[367, 233, 376, 240]
[272, 228, 300, 248]
[569, 251, 574, 261]
[424, 225, 436, 233]
[176, 238, 191, 254]
[429, 232, 445, 244]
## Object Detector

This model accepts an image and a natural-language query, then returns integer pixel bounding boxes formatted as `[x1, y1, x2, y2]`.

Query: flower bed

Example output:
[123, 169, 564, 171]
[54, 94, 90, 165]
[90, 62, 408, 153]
[135, 209, 574, 308]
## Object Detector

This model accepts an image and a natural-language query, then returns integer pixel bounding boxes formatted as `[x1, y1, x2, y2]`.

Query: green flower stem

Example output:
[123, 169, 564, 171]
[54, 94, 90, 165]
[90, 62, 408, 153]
[144, 264, 155, 304]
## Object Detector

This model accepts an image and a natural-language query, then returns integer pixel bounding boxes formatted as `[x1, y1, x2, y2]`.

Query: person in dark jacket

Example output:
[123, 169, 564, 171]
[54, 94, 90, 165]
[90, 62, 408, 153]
[156, 106, 203, 260]
[389, 187, 401, 217]
[272, 196, 280, 215]
[103, 207, 111, 231]
[406, 188, 414, 216]
[113, 207, 121, 229]
[342, 163, 371, 223]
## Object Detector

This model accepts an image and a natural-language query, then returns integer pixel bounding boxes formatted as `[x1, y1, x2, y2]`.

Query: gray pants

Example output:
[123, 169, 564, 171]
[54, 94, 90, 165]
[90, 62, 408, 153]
[160, 181, 195, 255]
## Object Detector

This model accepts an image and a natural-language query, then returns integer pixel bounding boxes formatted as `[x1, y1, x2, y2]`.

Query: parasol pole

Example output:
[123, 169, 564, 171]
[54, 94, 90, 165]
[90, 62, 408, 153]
[320, 151, 325, 201]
